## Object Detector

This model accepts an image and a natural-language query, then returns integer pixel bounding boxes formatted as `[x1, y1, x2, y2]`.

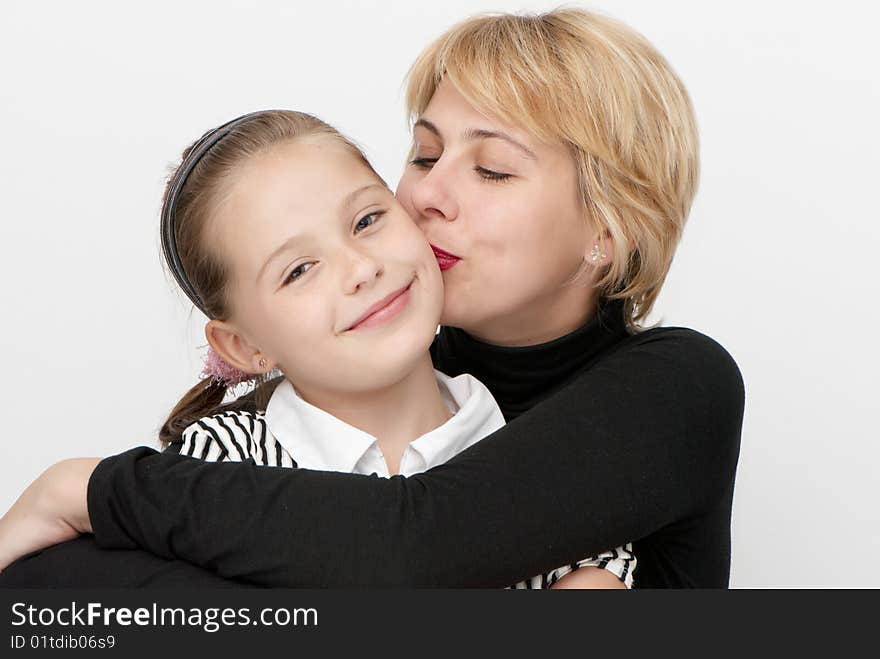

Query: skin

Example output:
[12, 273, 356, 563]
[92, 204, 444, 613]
[396, 79, 614, 347]
[0, 84, 625, 588]
[205, 137, 449, 468]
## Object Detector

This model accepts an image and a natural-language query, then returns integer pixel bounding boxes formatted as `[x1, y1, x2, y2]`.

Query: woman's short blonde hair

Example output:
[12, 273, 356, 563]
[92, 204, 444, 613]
[405, 8, 699, 327]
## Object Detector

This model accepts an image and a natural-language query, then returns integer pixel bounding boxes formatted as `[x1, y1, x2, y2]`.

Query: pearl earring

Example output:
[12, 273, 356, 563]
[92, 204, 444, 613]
[258, 357, 267, 369]
[590, 244, 607, 263]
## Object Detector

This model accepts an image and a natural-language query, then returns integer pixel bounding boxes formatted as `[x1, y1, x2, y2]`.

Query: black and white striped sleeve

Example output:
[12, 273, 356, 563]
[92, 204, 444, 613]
[180, 412, 260, 464]
[179, 411, 296, 468]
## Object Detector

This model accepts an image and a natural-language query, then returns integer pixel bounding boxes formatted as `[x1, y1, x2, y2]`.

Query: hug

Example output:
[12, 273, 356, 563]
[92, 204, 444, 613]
[0, 8, 743, 588]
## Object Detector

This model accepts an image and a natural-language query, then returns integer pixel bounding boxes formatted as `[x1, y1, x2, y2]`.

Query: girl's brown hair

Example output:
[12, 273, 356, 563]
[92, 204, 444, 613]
[158, 110, 379, 446]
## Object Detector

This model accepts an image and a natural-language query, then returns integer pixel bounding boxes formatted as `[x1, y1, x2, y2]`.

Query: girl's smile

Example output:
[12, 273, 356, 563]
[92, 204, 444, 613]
[342, 279, 414, 332]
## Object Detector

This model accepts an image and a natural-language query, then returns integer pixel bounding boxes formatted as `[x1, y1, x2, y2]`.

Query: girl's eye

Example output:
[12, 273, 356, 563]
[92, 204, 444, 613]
[409, 157, 438, 169]
[475, 166, 512, 182]
[283, 261, 315, 285]
[354, 211, 384, 233]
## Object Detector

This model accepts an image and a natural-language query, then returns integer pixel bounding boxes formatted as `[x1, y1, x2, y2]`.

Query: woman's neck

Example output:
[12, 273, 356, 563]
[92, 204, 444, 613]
[465, 284, 598, 347]
[296, 355, 452, 474]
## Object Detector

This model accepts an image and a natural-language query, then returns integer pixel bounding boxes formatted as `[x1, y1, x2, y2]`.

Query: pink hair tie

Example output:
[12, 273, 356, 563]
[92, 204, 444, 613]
[201, 347, 255, 387]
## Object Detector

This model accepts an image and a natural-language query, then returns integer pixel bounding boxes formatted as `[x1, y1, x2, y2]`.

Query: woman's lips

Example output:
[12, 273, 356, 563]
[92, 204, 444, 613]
[345, 282, 413, 332]
[430, 244, 461, 271]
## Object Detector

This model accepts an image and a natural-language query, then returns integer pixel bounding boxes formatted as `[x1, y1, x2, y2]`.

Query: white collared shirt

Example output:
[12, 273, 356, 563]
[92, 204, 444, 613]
[263, 370, 504, 477]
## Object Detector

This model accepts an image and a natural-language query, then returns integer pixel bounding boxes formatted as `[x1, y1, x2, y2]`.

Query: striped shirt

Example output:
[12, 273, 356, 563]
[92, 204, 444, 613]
[177, 372, 635, 588]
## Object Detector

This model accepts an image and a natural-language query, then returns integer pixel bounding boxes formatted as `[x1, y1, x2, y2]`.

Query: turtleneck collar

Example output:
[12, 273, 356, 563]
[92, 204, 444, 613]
[430, 299, 631, 422]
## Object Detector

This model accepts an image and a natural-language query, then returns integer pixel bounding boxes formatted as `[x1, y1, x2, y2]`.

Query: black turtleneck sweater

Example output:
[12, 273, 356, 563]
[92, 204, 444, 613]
[37, 302, 743, 588]
[431, 301, 632, 424]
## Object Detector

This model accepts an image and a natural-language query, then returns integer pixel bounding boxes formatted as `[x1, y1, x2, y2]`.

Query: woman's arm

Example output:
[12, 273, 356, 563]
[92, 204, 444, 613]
[86, 329, 742, 587]
[0, 537, 254, 588]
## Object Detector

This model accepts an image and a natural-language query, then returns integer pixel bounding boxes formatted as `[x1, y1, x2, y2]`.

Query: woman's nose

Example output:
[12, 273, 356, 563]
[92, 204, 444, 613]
[408, 163, 459, 225]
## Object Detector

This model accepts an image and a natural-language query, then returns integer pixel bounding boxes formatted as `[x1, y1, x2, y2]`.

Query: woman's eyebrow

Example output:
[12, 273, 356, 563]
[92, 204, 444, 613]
[462, 128, 537, 160]
[414, 118, 537, 160]
[413, 118, 443, 138]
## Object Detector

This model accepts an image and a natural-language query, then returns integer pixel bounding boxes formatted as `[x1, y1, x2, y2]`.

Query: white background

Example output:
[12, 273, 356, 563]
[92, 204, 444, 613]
[1, 0, 878, 587]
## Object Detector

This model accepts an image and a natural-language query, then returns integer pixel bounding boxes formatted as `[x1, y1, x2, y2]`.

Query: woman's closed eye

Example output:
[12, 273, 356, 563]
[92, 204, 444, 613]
[409, 157, 437, 168]
[409, 157, 512, 182]
[475, 166, 512, 182]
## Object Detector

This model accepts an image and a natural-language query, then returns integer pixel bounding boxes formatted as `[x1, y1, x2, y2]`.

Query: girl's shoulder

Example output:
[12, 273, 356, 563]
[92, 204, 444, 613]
[175, 409, 297, 468]
[186, 409, 267, 429]
[176, 410, 268, 462]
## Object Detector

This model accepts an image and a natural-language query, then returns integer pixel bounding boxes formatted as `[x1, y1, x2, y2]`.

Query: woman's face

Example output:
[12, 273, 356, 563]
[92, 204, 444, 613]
[212, 137, 444, 401]
[396, 80, 598, 346]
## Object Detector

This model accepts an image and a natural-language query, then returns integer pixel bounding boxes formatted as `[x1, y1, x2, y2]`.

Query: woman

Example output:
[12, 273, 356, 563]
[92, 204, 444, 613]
[0, 8, 742, 588]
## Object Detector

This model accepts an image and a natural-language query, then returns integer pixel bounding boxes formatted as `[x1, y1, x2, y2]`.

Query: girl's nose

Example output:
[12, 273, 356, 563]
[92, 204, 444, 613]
[342, 246, 384, 295]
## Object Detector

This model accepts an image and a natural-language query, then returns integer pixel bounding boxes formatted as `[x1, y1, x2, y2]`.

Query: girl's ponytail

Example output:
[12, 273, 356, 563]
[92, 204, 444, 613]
[159, 373, 284, 448]
[159, 379, 227, 447]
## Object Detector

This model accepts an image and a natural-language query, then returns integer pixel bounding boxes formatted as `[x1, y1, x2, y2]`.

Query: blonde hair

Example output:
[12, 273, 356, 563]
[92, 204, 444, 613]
[405, 8, 699, 326]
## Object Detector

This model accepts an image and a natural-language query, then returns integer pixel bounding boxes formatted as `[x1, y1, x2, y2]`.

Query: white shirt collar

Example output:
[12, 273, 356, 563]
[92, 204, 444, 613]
[264, 370, 505, 476]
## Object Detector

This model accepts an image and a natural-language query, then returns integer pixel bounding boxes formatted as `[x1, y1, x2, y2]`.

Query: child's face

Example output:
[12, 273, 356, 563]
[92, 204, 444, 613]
[211, 137, 444, 399]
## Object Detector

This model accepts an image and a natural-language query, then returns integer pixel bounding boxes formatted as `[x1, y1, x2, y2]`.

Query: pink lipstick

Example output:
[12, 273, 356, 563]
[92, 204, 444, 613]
[430, 244, 461, 271]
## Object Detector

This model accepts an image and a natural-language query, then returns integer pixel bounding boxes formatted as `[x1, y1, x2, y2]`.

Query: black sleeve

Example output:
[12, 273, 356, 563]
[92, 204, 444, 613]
[87, 329, 744, 586]
[0, 537, 255, 588]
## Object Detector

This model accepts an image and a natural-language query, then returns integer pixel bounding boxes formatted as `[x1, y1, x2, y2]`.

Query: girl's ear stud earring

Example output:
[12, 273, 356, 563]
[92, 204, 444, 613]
[590, 244, 607, 263]
[258, 357, 267, 369]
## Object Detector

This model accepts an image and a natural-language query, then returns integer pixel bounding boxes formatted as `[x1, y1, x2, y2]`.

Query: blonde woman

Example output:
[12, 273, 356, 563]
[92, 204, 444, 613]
[0, 9, 742, 588]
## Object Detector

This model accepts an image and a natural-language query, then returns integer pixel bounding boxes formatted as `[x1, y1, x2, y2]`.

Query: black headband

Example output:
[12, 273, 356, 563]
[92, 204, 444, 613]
[160, 110, 279, 316]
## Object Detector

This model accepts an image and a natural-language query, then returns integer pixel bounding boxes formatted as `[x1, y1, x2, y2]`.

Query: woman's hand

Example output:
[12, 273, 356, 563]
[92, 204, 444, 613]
[0, 458, 100, 572]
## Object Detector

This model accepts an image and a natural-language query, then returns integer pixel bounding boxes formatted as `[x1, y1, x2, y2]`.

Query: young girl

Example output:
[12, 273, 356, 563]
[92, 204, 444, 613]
[0, 109, 633, 589]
